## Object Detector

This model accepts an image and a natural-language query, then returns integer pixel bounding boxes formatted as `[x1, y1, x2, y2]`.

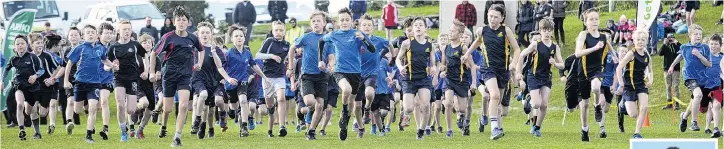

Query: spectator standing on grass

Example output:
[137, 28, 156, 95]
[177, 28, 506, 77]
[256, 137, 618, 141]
[455, 0, 477, 35]
[578, 0, 594, 30]
[349, 0, 367, 21]
[160, 17, 175, 36]
[285, 18, 304, 47]
[659, 33, 682, 110]
[140, 16, 159, 40]
[551, 0, 568, 46]
[234, 0, 257, 46]
[383, 0, 399, 41]
[269, 0, 288, 23]
[517, 0, 535, 47]
[316, 0, 330, 13]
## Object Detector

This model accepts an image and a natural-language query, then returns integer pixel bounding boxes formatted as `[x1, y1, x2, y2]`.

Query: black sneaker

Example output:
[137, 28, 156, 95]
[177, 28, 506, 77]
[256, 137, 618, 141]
[594, 105, 602, 123]
[712, 130, 722, 138]
[99, 128, 109, 140]
[320, 130, 327, 136]
[208, 128, 215, 138]
[191, 119, 200, 135]
[581, 130, 590, 142]
[679, 112, 688, 132]
[416, 129, 424, 140]
[159, 128, 167, 138]
[240, 123, 250, 137]
[171, 137, 182, 147]
[267, 130, 274, 138]
[437, 126, 443, 133]
[717, 19, 723, 25]
[600, 126, 607, 138]
[198, 122, 206, 139]
[463, 126, 470, 136]
[339, 128, 348, 141]
[279, 126, 288, 137]
[662, 104, 673, 110]
[19, 129, 27, 140]
[339, 112, 351, 130]
[48, 125, 55, 135]
[705, 129, 713, 134]
[306, 130, 317, 140]
[32, 133, 42, 139]
[85, 134, 94, 143]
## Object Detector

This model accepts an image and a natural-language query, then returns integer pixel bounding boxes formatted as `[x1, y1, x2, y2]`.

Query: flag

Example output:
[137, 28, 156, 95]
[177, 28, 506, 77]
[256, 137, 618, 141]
[637, 0, 662, 29]
[1, 9, 36, 111]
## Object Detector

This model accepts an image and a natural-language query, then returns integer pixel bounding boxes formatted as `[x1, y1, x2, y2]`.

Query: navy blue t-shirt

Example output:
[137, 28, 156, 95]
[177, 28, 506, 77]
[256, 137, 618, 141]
[154, 31, 204, 80]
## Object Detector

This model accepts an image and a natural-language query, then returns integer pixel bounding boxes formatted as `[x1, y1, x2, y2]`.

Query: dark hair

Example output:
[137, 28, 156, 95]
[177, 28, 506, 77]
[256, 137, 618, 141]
[99, 22, 114, 34]
[338, 7, 352, 16]
[582, 8, 599, 21]
[666, 146, 679, 149]
[83, 24, 97, 32]
[711, 34, 722, 45]
[289, 17, 297, 22]
[227, 24, 248, 40]
[488, 4, 506, 19]
[45, 34, 62, 49]
[402, 17, 414, 28]
[44, 22, 51, 27]
[14, 34, 29, 44]
[173, 6, 189, 19]
[164, 17, 174, 26]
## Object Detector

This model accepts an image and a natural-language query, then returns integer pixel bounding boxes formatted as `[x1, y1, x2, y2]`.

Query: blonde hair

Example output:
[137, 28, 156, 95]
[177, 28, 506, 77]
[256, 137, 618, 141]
[138, 33, 155, 44]
[197, 21, 214, 30]
[119, 20, 131, 25]
[309, 10, 328, 20]
[28, 33, 43, 44]
[688, 24, 703, 34]
[633, 28, 649, 41]
[452, 19, 466, 33]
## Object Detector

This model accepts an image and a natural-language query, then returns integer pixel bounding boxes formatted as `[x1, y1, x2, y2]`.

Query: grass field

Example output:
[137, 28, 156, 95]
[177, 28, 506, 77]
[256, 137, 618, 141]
[2, 4, 724, 149]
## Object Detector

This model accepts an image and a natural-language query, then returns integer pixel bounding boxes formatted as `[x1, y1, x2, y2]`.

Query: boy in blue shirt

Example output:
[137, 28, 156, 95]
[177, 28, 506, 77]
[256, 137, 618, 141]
[148, 7, 205, 147]
[370, 49, 394, 136]
[223, 25, 267, 137]
[668, 24, 712, 133]
[63, 25, 116, 143]
[97, 23, 116, 141]
[353, 14, 389, 138]
[287, 11, 328, 140]
[319, 8, 375, 141]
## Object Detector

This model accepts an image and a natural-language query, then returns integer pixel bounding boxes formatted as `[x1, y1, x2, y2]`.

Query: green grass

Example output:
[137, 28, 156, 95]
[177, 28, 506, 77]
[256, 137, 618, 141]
[3, 4, 724, 149]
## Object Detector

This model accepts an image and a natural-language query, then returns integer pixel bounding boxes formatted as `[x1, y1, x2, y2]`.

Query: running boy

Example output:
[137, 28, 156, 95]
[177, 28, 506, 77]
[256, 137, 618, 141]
[441, 20, 478, 138]
[517, 18, 564, 138]
[286, 11, 328, 140]
[668, 24, 712, 133]
[3, 35, 44, 140]
[255, 21, 290, 138]
[320, 8, 375, 141]
[395, 16, 436, 140]
[149, 6, 205, 147]
[63, 25, 117, 143]
[108, 20, 144, 142]
[615, 29, 653, 139]
[463, 4, 522, 140]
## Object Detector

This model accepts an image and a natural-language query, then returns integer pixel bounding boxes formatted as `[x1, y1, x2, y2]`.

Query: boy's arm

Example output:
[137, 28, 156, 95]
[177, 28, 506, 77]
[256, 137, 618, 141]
[506, 27, 521, 71]
[256, 38, 277, 60]
[694, 51, 712, 67]
[212, 49, 232, 81]
[464, 27, 484, 57]
[516, 44, 535, 76]
[616, 51, 635, 87]
[574, 31, 601, 58]
[668, 54, 683, 72]
[553, 45, 565, 69]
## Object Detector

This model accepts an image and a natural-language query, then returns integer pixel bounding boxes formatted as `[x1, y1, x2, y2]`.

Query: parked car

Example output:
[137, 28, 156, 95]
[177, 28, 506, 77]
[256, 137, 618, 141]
[1, 0, 69, 36]
[76, 1, 164, 35]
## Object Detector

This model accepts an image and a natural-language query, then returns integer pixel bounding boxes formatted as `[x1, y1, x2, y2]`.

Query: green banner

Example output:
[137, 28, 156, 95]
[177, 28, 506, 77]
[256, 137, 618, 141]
[2, 9, 36, 111]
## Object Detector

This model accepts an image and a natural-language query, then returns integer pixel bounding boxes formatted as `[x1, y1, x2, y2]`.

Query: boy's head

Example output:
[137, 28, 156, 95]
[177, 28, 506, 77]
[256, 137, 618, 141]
[633, 28, 649, 51]
[196, 21, 214, 45]
[688, 24, 703, 44]
[173, 6, 190, 31]
[271, 21, 286, 40]
[449, 19, 465, 41]
[98, 22, 114, 44]
[438, 33, 449, 46]
[709, 34, 722, 53]
[13, 35, 29, 55]
[138, 34, 155, 52]
[357, 14, 374, 34]
[227, 24, 247, 48]
[486, 4, 505, 26]
[529, 32, 541, 42]
[67, 27, 82, 45]
[309, 11, 327, 33]
[337, 8, 353, 30]
[411, 16, 427, 37]
[27, 33, 43, 52]
[462, 27, 473, 46]
[117, 20, 133, 40]
[403, 18, 414, 38]
[538, 18, 554, 40]
[583, 8, 600, 30]
[82, 25, 98, 42]
[618, 45, 629, 56]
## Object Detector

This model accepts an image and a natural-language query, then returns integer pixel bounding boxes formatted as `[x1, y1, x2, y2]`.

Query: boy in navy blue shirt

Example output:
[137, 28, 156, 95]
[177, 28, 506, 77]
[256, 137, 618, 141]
[3, 35, 45, 141]
[63, 25, 116, 143]
[395, 17, 437, 140]
[148, 6, 205, 147]
[223, 25, 267, 137]
[287, 11, 329, 140]
[96, 22, 116, 141]
[319, 8, 375, 141]
[255, 21, 291, 138]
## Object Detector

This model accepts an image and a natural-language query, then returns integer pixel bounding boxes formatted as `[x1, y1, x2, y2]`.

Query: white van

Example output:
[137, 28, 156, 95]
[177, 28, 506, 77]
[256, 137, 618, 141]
[0, 0, 69, 35]
[76, 1, 164, 35]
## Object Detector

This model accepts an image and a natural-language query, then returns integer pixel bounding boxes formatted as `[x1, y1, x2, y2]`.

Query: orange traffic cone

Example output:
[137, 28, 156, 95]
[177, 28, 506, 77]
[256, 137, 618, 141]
[643, 112, 651, 128]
